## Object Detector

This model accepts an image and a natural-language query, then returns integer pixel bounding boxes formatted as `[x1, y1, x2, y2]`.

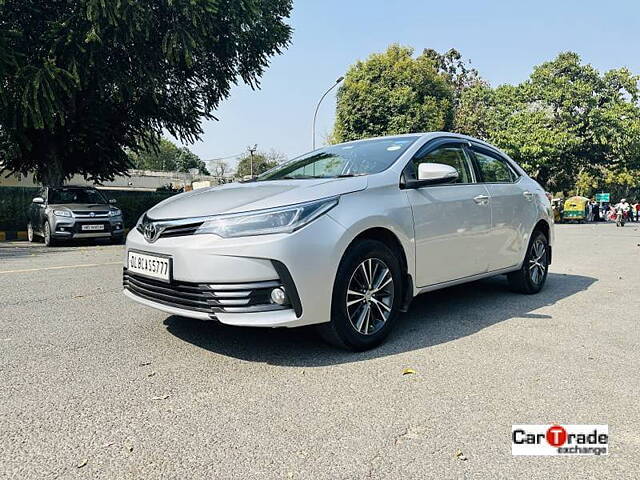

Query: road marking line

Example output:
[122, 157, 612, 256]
[0, 261, 121, 275]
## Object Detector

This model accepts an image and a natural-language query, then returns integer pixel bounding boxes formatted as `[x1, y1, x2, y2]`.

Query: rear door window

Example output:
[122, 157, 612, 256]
[472, 149, 517, 183]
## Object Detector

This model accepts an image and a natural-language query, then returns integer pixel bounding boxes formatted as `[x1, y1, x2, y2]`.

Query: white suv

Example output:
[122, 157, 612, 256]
[124, 132, 553, 350]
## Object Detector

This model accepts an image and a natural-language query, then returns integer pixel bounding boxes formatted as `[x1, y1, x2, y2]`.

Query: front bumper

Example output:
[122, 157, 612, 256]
[51, 216, 124, 239]
[122, 214, 346, 328]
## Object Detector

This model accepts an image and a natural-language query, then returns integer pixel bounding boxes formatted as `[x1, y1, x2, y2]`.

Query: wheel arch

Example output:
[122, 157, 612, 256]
[532, 219, 552, 264]
[342, 227, 414, 311]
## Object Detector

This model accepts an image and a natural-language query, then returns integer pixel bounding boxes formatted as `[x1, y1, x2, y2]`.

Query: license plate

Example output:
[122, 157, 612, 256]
[81, 224, 104, 231]
[127, 251, 171, 282]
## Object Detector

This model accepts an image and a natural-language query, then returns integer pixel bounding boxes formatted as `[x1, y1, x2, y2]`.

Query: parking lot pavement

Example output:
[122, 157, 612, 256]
[1, 223, 639, 479]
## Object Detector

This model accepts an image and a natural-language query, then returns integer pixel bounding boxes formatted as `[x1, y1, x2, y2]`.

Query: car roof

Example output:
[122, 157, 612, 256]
[334, 131, 499, 149]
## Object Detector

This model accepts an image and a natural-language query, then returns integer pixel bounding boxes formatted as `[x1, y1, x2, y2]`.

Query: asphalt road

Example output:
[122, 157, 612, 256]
[1, 224, 639, 479]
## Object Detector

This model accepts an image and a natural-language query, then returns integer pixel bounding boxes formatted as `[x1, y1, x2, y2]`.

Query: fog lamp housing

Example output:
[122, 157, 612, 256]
[270, 287, 288, 305]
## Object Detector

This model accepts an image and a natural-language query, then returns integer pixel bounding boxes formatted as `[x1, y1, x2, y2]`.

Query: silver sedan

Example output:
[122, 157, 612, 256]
[124, 132, 553, 350]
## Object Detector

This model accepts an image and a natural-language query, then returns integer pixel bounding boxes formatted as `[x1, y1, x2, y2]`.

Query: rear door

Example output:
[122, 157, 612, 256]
[469, 145, 536, 271]
[404, 140, 492, 287]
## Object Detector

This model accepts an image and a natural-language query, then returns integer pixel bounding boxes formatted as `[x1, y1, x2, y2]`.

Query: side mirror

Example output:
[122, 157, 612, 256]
[109, 198, 117, 204]
[32, 197, 44, 204]
[405, 163, 458, 189]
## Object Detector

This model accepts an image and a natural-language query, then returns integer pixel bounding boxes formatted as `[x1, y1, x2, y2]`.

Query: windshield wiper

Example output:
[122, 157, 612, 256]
[280, 175, 320, 179]
[335, 173, 366, 178]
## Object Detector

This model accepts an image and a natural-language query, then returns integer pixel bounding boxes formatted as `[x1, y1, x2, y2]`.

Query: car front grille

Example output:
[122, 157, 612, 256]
[122, 269, 289, 317]
[158, 221, 204, 239]
[73, 210, 110, 218]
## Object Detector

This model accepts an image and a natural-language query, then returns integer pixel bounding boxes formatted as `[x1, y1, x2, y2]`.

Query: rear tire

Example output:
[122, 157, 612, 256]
[317, 239, 403, 351]
[27, 223, 35, 242]
[507, 230, 549, 294]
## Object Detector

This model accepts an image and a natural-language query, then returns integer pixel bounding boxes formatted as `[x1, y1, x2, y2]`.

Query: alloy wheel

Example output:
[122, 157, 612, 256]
[528, 238, 547, 285]
[346, 258, 394, 335]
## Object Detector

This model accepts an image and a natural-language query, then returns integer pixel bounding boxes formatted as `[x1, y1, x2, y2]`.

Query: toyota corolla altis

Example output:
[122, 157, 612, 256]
[123, 132, 553, 350]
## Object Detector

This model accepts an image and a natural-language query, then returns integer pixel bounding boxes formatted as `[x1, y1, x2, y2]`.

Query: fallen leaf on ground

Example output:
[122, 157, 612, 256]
[402, 368, 416, 375]
[147, 371, 156, 377]
[455, 450, 467, 461]
[77, 459, 88, 468]
[151, 394, 170, 400]
[139, 361, 151, 367]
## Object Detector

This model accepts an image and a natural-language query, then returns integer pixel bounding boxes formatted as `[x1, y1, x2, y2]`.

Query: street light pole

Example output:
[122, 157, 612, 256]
[312, 76, 344, 150]
[248, 144, 257, 178]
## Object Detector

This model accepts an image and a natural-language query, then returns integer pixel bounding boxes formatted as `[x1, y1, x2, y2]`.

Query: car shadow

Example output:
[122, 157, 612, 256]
[163, 272, 596, 367]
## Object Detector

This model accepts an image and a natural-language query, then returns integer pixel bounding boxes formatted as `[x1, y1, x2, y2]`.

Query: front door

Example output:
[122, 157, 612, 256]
[404, 142, 492, 287]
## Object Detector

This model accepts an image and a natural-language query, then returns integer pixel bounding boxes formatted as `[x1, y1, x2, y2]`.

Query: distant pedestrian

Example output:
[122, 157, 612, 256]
[592, 201, 600, 222]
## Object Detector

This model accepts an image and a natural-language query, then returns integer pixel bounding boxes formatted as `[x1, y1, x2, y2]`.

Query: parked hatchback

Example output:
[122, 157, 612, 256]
[28, 186, 125, 246]
[124, 133, 553, 350]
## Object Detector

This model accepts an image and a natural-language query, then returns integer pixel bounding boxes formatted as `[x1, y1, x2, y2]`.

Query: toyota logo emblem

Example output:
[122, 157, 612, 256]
[143, 222, 160, 243]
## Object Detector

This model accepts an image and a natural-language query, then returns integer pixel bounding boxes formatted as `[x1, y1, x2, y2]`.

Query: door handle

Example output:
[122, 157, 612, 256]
[523, 191, 534, 201]
[473, 195, 489, 205]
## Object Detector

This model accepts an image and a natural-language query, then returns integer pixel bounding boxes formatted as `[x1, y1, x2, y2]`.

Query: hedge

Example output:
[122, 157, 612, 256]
[0, 186, 176, 231]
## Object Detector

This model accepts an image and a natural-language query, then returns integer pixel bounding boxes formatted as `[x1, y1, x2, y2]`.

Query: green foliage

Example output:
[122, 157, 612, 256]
[129, 137, 209, 174]
[0, 0, 292, 185]
[335, 45, 640, 193]
[333, 45, 454, 142]
[235, 149, 285, 178]
[453, 52, 640, 192]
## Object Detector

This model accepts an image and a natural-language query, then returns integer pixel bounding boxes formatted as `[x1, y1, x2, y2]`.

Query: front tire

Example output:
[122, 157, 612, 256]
[507, 230, 549, 294]
[43, 221, 57, 247]
[317, 239, 403, 351]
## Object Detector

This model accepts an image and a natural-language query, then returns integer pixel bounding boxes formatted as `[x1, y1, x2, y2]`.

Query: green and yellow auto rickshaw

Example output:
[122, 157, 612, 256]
[562, 196, 589, 223]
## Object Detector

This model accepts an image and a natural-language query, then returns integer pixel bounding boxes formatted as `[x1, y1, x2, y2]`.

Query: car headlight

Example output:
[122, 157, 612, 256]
[195, 196, 339, 238]
[53, 210, 72, 217]
[110, 209, 122, 217]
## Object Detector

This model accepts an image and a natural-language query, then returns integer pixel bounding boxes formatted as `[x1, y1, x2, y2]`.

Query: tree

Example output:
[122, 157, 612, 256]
[0, 0, 292, 185]
[235, 149, 284, 178]
[211, 160, 229, 178]
[486, 53, 640, 192]
[128, 137, 209, 174]
[129, 138, 180, 172]
[333, 45, 454, 142]
[175, 147, 209, 175]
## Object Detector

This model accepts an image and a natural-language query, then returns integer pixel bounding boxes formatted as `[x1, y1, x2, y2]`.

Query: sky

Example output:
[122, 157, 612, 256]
[177, 0, 640, 168]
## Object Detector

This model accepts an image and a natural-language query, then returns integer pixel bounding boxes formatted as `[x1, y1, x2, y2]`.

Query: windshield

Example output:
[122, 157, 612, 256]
[49, 187, 107, 205]
[257, 136, 420, 181]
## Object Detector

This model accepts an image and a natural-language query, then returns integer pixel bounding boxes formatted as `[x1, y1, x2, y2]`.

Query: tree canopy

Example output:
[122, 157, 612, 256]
[235, 149, 285, 178]
[334, 46, 640, 194]
[458, 52, 640, 192]
[128, 137, 209, 175]
[0, 0, 292, 185]
[333, 45, 453, 143]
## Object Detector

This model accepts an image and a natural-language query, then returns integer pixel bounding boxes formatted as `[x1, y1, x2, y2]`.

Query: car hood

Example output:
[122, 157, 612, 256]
[147, 177, 368, 220]
[51, 203, 111, 211]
